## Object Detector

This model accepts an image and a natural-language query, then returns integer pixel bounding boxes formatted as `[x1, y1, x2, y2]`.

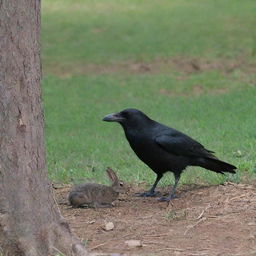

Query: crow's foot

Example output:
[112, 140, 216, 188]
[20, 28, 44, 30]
[157, 194, 178, 202]
[134, 191, 160, 197]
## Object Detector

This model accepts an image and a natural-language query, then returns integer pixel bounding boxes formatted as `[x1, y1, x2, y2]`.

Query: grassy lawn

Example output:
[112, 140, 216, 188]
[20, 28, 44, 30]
[42, 0, 256, 187]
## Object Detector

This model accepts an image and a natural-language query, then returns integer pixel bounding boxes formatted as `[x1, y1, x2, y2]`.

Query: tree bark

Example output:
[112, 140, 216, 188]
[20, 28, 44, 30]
[0, 1, 88, 255]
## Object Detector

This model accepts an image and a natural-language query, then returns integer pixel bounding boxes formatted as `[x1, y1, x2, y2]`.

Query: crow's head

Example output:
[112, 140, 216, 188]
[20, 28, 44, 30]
[103, 108, 151, 128]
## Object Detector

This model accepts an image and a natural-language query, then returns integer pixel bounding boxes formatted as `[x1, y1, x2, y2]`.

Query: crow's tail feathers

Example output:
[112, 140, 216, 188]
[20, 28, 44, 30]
[197, 157, 236, 174]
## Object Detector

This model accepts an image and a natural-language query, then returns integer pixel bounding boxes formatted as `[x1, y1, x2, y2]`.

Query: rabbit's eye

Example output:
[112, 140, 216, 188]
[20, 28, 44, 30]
[119, 182, 124, 187]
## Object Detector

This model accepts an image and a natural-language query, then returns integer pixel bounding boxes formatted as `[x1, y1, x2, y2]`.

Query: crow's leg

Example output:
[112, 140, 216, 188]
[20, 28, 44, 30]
[158, 173, 180, 202]
[135, 173, 163, 197]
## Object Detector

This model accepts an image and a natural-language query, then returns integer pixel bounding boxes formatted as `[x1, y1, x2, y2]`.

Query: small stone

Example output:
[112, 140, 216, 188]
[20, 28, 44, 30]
[125, 239, 142, 247]
[104, 221, 114, 231]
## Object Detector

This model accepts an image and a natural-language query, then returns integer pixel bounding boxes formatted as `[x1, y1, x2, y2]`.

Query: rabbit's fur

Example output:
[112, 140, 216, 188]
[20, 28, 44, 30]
[68, 168, 125, 208]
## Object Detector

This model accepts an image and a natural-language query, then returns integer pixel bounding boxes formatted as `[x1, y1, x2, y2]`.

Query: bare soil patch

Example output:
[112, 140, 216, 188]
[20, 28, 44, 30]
[55, 182, 256, 256]
[159, 85, 229, 98]
[45, 57, 256, 78]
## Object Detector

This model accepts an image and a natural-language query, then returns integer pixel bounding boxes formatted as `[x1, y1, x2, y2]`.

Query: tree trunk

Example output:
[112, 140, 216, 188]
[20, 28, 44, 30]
[0, 1, 88, 255]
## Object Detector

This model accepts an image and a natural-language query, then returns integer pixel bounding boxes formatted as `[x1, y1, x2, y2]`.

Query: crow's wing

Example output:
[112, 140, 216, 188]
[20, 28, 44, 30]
[154, 131, 215, 158]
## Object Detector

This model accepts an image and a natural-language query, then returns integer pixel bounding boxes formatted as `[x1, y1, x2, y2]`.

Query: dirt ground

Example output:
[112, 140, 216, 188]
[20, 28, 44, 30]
[55, 182, 256, 256]
[46, 57, 256, 78]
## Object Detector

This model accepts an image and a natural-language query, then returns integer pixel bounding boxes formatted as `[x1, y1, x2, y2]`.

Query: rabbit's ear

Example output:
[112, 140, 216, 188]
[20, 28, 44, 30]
[106, 167, 118, 182]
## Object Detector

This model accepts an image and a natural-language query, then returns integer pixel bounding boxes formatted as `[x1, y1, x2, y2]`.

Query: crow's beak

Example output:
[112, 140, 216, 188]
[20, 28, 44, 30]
[102, 113, 124, 122]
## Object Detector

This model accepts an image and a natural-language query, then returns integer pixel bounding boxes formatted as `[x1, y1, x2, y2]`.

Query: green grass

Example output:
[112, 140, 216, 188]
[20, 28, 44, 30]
[42, 0, 256, 68]
[42, 0, 256, 187]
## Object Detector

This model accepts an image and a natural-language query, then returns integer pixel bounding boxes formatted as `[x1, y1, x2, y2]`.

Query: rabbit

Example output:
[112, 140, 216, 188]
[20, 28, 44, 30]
[68, 167, 125, 208]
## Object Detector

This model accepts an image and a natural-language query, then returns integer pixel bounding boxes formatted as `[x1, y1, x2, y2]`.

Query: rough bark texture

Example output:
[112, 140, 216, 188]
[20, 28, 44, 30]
[0, 1, 88, 255]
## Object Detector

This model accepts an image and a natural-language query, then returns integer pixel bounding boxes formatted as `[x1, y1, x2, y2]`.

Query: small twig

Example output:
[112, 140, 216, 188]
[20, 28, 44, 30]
[144, 232, 170, 237]
[138, 214, 155, 220]
[90, 242, 108, 250]
[229, 194, 248, 201]
[121, 232, 134, 238]
[184, 217, 206, 235]
[196, 204, 211, 220]
[196, 210, 205, 220]
[189, 253, 209, 256]
[156, 247, 186, 252]
[52, 246, 67, 256]
[207, 215, 218, 218]
[143, 241, 167, 245]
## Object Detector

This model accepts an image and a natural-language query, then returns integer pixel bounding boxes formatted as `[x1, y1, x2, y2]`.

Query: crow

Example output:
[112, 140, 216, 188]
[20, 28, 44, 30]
[103, 108, 236, 201]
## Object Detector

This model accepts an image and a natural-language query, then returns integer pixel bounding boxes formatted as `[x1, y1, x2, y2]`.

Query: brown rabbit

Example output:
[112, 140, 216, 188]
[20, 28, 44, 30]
[68, 168, 125, 208]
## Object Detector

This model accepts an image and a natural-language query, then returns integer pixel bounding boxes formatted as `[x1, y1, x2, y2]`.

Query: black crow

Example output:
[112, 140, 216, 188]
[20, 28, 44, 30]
[103, 108, 236, 201]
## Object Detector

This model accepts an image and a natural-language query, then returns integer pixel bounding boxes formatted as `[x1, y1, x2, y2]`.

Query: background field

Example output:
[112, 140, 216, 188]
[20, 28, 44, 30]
[42, 0, 256, 187]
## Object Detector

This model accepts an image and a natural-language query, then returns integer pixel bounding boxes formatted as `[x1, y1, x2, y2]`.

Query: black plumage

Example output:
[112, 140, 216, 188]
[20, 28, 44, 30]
[103, 108, 236, 201]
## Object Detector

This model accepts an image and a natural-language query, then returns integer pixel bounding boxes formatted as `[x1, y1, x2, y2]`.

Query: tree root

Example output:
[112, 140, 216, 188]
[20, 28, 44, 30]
[0, 213, 88, 256]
